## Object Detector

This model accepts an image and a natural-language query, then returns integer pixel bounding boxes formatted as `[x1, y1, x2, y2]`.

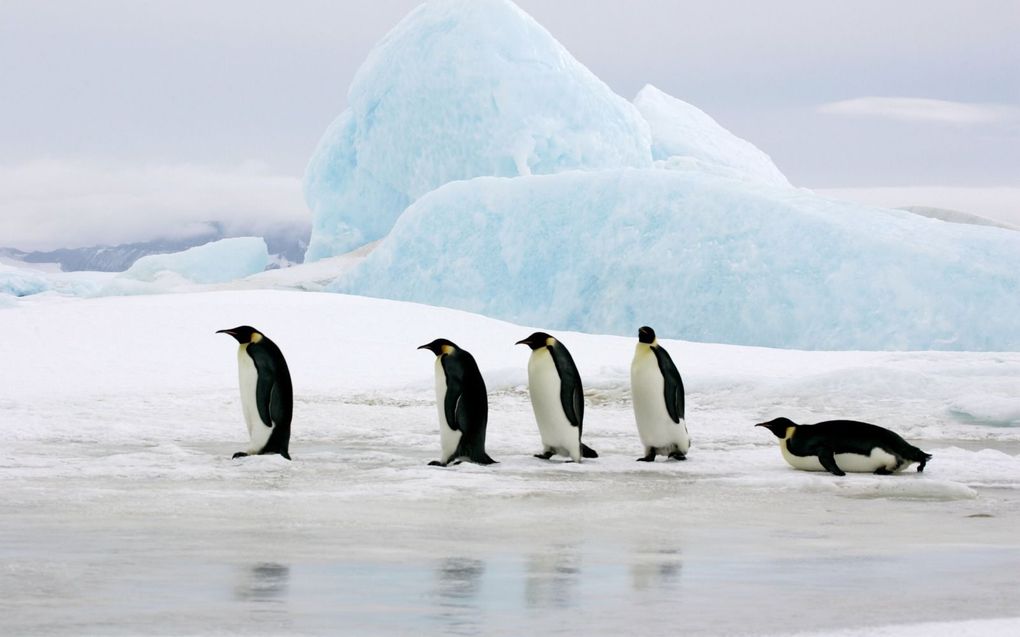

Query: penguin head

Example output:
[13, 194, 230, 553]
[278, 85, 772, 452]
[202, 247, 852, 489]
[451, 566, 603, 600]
[217, 325, 263, 344]
[638, 326, 656, 344]
[418, 338, 458, 356]
[515, 331, 554, 350]
[755, 417, 797, 439]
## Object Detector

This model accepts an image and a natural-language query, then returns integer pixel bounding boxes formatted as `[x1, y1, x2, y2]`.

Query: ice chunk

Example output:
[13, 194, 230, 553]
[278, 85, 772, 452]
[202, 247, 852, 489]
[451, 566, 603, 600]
[120, 237, 269, 284]
[634, 84, 790, 187]
[0, 263, 51, 297]
[335, 168, 1020, 351]
[303, 0, 652, 260]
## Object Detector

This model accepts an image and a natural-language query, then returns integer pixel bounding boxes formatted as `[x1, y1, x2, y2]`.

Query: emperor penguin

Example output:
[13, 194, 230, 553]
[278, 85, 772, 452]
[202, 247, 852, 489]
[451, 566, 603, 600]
[756, 417, 932, 476]
[516, 332, 598, 462]
[418, 338, 497, 467]
[631, 326, 690, 461]
[217, 325, 292, 460]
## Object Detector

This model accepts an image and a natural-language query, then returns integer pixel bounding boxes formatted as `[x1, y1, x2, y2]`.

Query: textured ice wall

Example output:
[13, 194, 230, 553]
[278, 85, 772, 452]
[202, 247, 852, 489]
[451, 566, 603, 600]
[634, 85, 790, 187]
[336, 168, 1020, 351]
[121, 237, 269, 284]
[303, 0, 653, 260]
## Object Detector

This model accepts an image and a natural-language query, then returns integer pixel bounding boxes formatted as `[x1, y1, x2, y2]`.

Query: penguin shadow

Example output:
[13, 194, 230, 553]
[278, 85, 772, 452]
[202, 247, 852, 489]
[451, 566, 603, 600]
[523, 548, 582, 610]
[233, 562, 291, 604]
[431, 557, 486, 635]
[630, 548, 682, 592]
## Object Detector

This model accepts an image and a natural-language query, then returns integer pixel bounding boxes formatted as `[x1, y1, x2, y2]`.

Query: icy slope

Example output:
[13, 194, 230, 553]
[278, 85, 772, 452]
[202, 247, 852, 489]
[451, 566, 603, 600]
[337, 168, 1020, 351]
[304, 0, 653, 260]
[635, 84, 790, 187]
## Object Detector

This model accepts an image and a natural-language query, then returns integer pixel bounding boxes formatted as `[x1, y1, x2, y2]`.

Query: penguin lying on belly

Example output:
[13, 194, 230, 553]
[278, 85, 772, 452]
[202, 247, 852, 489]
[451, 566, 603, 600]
[756, 417, 931, 476]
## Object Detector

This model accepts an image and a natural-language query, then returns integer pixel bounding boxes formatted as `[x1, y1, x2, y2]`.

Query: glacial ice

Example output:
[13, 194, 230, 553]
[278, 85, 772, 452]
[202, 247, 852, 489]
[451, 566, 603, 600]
[303, 0, 653, 260]
[634, 84, 790, 187]
[336, 168, 1020, 351]
[119, 237, 269, 284]
[0, 263, 50, 297]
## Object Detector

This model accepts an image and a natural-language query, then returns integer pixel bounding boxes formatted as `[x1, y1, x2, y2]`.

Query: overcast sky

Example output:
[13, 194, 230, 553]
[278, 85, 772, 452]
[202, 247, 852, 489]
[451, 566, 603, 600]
[1, 0, 1018, 249]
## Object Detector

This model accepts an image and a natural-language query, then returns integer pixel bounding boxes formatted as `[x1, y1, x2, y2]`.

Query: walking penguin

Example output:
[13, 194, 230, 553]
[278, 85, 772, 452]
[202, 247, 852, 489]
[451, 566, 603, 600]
[217, 325, 293, 460]
[418, 338, 497, 466]
[631, 326, 690, 461]
[516, 332, 598, 462]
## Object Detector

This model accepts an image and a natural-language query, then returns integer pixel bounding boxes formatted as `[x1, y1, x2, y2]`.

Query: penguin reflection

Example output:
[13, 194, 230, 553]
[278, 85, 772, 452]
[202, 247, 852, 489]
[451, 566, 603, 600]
[630, 549, 682, 592]
[234, 562, 291, 602]
[524, 550, 581, 609]
[433, 557, 486, 635]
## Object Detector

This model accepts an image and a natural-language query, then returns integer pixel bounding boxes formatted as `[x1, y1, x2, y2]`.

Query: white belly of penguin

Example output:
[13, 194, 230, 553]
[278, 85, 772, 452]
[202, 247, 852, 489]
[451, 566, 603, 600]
[527, 349, 580, 457]
[435, 358, 462, 461]
[780, 439, 902, 473]
[238, 345, 273, 454]
[631, 348, 689, 452]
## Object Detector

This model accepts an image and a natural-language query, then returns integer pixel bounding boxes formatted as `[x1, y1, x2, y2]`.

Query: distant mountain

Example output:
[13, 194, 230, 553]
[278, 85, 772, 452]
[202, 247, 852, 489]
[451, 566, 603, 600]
[5, 223, 309, 272]
[899, 206, 1018, 231]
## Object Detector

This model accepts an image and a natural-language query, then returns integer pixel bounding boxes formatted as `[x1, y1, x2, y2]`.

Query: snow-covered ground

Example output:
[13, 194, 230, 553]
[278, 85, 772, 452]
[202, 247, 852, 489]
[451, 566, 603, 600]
[2, 288, 1019, 635]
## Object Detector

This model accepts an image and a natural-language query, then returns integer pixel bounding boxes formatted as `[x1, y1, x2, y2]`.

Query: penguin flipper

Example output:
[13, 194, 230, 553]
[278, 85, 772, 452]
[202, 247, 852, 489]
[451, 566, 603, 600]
[817, 449, 845, 476]
[652, 345, 685, 423]
[547, 345, 584, 431]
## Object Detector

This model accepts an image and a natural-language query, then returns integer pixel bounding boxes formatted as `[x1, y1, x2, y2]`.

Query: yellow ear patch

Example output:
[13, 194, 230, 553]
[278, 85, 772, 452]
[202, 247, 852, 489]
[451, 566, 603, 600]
[251, 332, 263, 344]
[545, 337, 556, 347]
[441, 344, 454, 355]
[784, 426, 796, 440]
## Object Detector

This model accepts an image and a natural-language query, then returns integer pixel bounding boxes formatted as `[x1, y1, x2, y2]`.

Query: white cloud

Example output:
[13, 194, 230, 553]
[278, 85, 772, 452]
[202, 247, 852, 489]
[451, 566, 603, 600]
[817, 97, 1020, 125]
[0, 160, 308, 251]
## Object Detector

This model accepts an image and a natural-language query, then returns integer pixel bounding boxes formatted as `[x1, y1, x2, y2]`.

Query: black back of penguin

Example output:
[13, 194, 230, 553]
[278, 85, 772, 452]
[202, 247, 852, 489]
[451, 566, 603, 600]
[246, 334, 293, 457]
[793, 420, 929, 464]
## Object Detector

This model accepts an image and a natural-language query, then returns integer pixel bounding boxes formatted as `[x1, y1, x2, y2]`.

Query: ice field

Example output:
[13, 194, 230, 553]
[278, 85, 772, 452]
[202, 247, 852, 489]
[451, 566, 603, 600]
[2, 287, 1019, 635]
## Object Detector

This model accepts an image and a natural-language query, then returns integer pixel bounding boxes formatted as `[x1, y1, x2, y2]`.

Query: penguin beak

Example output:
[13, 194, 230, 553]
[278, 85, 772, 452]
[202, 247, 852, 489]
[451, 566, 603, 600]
[514, 338, 529, 346]
[216, 328, 235, 336]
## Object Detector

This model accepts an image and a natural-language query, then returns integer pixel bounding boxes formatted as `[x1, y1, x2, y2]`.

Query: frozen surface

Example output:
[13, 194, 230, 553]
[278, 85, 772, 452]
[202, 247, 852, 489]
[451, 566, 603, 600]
[303, 0, 652, 260]
[337, 168, 1020, 351]
[2, 289, 1019, 635]
[635, 84, 790, 187]
[117, 236, 269, 286]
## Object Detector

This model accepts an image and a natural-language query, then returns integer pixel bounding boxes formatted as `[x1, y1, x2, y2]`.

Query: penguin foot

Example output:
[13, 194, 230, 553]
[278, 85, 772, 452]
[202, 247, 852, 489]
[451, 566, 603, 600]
[668, 451, 687, 461]
[428, 460, 446, 467]
[232, 452, 249, 459]
[637, 450, 656, 462]
[874, 467, 892, 475]
[533, 451, 554, 460]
